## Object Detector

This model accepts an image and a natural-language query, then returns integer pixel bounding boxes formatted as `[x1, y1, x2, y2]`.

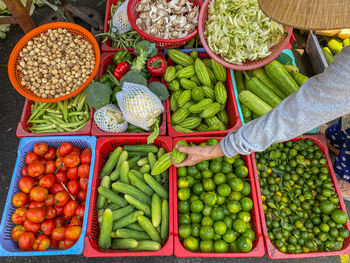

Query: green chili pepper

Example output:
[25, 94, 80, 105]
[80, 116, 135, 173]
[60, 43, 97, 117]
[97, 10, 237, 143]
[113, 50, 133, 65]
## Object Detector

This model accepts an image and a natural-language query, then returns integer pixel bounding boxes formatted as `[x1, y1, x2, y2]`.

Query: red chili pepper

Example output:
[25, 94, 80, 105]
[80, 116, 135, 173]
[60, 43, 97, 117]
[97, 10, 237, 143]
[113, 62, 130, 80]
[146, 56, 167, 76]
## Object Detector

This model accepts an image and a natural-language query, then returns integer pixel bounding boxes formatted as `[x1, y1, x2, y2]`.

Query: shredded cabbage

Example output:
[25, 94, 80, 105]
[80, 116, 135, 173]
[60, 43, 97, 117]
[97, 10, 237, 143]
[205, 0, 284, 65]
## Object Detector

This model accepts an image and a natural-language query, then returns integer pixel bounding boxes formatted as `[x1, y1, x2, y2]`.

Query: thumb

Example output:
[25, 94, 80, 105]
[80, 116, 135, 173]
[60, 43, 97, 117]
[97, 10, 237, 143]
[176, 145, 193, 154]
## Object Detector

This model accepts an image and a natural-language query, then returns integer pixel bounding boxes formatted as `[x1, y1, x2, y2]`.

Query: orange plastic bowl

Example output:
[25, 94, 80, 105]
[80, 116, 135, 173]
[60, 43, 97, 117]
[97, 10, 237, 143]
[8, 22, 101, 103]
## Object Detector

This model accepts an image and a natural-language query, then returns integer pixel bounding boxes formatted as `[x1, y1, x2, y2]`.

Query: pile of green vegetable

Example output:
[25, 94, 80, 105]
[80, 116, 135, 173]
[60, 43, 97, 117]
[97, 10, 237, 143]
[320, 37, 349, 66]
[166, 49, 230, 133]
[97, 144, 170, 251]
[235, 60, 309, 123]
[174, 138, 256, 253]
[27, 92, 90, 133]
[256, 139, 349, 253]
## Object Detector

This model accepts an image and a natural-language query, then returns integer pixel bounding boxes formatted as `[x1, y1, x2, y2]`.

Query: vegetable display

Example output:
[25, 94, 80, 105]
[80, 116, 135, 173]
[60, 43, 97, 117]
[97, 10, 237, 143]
[27, 92, 90, 133]
[97, 144, 170, 251]
[10, 142, 91, 251]
[318, 35, 349, 66]
[205, 0, 284, 65]
[166, 50, 230, 133]
[176, 138, 256, 253]
[256, 139, 349, 253]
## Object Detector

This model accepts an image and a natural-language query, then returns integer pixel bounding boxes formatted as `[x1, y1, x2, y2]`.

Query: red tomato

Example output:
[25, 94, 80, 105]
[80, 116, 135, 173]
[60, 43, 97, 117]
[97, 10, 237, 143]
[62, 214, 71, 221]
[64, 200, 78, 218]
[54, 217, 65, 227]
[67, 180, 80, 195]
[55, 170, 67, 183]
[13, 192, 27, 207]
[28, 201, 45, 209]
[59, 239, 76, 250]
[40, 219, 55, 236]
[54, 205, 64, 216]
[54, 191, 70, 207]
[26, 208, 45, 223]
[77, 164, 90, 178]
[18, 176, 36, 194]
[81, 201, 86, 207]
[39, 158, 47, 165]
[45, 206, 56, 219]
[52, 227, 65, 241]
[39, 174, 55, 189]
[50, 183, 65, 195]
[75, 205, 84, 219]
[55, 157, 68, 172]
[18, 232, 35, 251]
[33, 235, 50, 251]
[79, 177, 88, 191]
[28, 160, 45, 177]
[80, 152, 91, 164]
[21, 165, 30, 177]
[63, 154, 80, 168]
[25, 152, 39, 165]
[44, 161, 56, 174]
[23, 219, 41, 233]
[30, 186, 48, 202]
[72, 146, 82, 154]
[12, 207, 28, 224]
[67, 167, 79, 180]
[58, 142, 73, 157]
[50, 237, 59, 248]
[11, 225, 26, 242]
[33, 142, 48, 155]
[70, 150, 80, 157]
[77, 190, 86, 201]
[70, 216, 82, 226]
[82, 148, 92, 154]
[44, 147, 56, 160]
[64, 226, 82, 241]
[45, 194, 54, 206]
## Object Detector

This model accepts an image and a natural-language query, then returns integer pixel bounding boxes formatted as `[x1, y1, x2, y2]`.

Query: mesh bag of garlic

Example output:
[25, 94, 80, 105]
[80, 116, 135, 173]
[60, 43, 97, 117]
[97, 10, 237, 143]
[112, 0, 133, 34]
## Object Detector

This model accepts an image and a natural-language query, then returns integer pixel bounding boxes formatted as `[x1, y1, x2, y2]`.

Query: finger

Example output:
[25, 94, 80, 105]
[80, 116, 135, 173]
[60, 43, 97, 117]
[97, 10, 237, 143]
[174, 157, 197, 168]
[176, 145, 194, 154]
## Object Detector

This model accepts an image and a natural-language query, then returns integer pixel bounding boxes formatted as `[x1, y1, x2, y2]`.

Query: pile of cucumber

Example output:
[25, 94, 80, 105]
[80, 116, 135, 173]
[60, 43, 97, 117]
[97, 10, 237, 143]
[235, 60, 309, 123]
[96, 144, 170, 251]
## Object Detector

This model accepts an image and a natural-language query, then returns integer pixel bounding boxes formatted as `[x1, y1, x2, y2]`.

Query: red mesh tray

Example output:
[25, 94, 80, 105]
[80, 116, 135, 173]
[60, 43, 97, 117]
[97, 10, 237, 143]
[172, 137, 264, 257]
[91, 52, 167, 137]
[16, 99, 93, 138]
[252, 135, 350, 259]
[167, 52, 242, 137]
[84, 136, 173, 257]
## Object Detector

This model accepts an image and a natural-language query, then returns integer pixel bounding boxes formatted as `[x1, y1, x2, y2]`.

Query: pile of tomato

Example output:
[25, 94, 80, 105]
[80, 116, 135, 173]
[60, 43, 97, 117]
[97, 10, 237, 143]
[10, 141, 91, 251]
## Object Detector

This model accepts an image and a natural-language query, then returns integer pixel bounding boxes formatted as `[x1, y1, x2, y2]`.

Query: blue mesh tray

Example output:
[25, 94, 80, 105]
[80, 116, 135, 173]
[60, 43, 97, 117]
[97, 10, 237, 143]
[0, 136, 96, 256]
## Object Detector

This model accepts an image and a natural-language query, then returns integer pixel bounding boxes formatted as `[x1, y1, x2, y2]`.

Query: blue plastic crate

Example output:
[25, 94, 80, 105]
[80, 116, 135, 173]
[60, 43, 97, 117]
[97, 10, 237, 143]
[0, 136, 97, 256]
[231, 49, 318, 134]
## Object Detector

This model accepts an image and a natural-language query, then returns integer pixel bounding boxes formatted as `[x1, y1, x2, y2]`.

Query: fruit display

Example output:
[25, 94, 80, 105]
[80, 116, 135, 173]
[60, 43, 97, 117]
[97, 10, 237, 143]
[10, 141, 91, 251]
[96, 143, 170, 251]
[175, 138, 257, 253]
[255, 138, 349, 254]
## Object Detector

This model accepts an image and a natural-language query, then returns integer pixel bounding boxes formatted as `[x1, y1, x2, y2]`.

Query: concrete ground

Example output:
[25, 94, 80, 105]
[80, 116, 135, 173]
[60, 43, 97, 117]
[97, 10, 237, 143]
[0, 1, 348, 262]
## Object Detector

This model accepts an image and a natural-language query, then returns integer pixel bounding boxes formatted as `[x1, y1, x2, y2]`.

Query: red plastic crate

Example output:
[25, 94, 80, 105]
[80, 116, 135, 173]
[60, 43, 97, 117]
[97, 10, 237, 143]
[172, 137, 264, 257]
[16, 99, 93, 138]
[167, 53, 242, 137]
[252, 135, 350, 259]
[84, 136, 173, 257]
[91, 52, 167, 137]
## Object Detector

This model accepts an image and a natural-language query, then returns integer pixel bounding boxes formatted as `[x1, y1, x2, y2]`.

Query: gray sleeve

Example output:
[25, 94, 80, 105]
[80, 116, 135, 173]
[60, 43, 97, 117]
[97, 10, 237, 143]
[220, 46, 350, 157]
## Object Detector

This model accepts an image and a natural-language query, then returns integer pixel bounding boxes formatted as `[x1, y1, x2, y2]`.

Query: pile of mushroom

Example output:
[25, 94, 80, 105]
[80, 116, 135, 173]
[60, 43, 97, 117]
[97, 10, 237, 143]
[135, 0, 199, 39]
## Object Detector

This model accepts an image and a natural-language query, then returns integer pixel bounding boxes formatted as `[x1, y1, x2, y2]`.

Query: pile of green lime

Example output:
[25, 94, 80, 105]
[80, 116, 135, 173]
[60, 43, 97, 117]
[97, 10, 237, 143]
[177, 138, 255, 253]
[256, 139, 349, 253]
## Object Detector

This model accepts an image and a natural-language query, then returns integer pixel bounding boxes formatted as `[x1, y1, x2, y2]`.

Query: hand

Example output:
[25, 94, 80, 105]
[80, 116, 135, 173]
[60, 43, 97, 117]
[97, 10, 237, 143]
[172, 144, 224, 167]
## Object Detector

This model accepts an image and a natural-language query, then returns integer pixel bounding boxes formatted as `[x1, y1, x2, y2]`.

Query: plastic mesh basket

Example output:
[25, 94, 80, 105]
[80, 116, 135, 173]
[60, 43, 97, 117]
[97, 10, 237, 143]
[0, 136, 97, 256]
[252, 135, 350, 259]
[84, 136, 173, 257]
[173, 137, 264, 257]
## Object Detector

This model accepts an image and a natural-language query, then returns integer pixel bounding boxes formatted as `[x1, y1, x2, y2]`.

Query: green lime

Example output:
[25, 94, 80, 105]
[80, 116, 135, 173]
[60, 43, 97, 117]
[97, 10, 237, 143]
[199, 226, 215, 240]
[203, 192, 217, 206]
[229, 191, 242, 201]
[178, 200, 190, 213]
[339, 228, 350, 238]
[192, 183, 204, 195]
[177, 177, 189, 188]
[233, 219, 247, 233]
[190, 195, 199, 202]
[188, 165, 200, 177]
[216, 195, 226, 205]
[203, 179, 216, 191]
[213, 233, 221, 241]
[214, 240, 228, 253]
[191, 224, 200, 237]
[240, 197, 253, 211]
[207, 138, 219, 145]
[332, 209, 348, 225]
[229, 177, 244, 192]
[226, 173, 237, 180]
[202, 170, 213, 179]
[320, 223, 330, 232]
[183, 236, 198, 252]
[237, 236, 252, 252]
[202, 216, 214, 226]
[214, 173, 227, 185]
[330, 228, 339, 237]
[186, 176, 195, 186]
[230, 240, 239, 252]
[210, 160, 222, 173]
[238, 211, 251, 223]
[224, 156, 237, 164]
[235, 166, 248, 178]
[242, 229, 255, 241]
[227, 200, 241, 213]
[179, 214, 191, 224]
[222, 162, 233, 174]
[233, 158, 245, 168]
[178, 167, 187, 177]
[191, 200, 204, 213]
[191, 213, 202, 224]
[211, 207, 225, 221]
[200, 240, 213, 253]
[178, 188, 191, 200]
[218, 184, 231, 197]
[223, 229, 238, 243]
[179, 224, 192, 239]
[223, 215, 233, 228]
[214, 221, 227, 235]
[197, 160, 209, 171]
[318, 232, 328, 242]
[202, 205, 213, 216]
[320, 200, 336, 214]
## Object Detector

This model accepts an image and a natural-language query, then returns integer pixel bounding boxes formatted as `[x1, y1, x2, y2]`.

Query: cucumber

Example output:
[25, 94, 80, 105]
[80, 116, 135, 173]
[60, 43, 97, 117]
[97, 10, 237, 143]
[124, 194, 151, 217]
[160, 200, 169, 242]
[98, 209, 104, 218]
[100, 147, 122, 177]
[129, 240, 161, 251]
[109, 168, 120, 181]
[128, 151, 148, 158]
[116, 228, 150, 240]
[98, 186, 128, 207]
[105, 202, 120, 211]
[238, 90, 272, 117]
[137, 157, 149, 167]
[322, 47, 334, 65]
[252, 68, 286, 99]
[241, 103, 252, 119]
[157, 148, 165, 159]
[139, 164, 151, 174]
[151, 194, 162, 228]
[111, 238, 138, 249]
[112, 182, 152, 205]
[97, 176, 111, 209]
[148, 153, 157, 169]
[116, 151, 128, 170]
[283, 65, 299, 74]
[137, 215, 162, 242]
[111, 232, 117, 238]
[120, 161, 130, 184]
[127, 223, 144, 232]
[128, 155, 141, 169]
[128, 171, 154, 196]
[112, 205, 134, 220]
[234, 70, 245, 93]
[98, 208, 113, 249]
[124, 145, 158, 153]
[129, 170, 144, 181]
[292, 72, 309, 86]
[144, 174, 169, 200]
[113, 211, 144, 230]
